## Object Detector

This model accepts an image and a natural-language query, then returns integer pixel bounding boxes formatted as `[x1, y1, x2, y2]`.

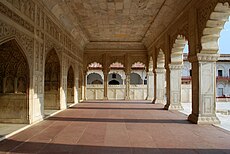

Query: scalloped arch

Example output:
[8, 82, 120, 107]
[171, 35, 187, 64]
[201, 2, 230, 53]
[157, 49, 165, 68]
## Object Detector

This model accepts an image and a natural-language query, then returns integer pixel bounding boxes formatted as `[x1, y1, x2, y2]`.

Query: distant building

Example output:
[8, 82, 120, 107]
[182, 54, 230, 102]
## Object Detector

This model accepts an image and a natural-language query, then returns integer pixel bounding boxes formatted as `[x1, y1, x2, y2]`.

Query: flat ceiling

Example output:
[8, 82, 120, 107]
[42, 0, 190, 49]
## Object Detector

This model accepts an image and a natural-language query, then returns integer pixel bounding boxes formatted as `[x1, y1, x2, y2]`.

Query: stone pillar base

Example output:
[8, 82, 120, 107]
[188, 113, 220, 125]
[164, 104, 184, 110]
[103, 97, 108, 100]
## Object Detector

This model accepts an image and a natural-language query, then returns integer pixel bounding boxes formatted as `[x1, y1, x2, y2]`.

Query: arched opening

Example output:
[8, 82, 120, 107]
[108, 73, 123, 85]
[131, 62, 146, 85]
[130, 62, 147, 100]
[130, 73, 143, 85]
[169, 35, 191, 111]
[107, 62, 125, 100]
[87, 73, 103, 84]
[67, 66, 74, 105]
[214, 6, 230, 126]
[0, 40, 29, 123]
[44, 49, 60, 110]
[186, 2, 230, 125]
[86, 62, 104, 100]
[109, 80, 120, 85]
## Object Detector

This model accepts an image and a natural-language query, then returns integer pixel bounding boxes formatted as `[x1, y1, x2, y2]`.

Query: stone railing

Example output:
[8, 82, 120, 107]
[86, 85, 104, 100]
[86, 84, 148, 100]
[130, 85, 147, 100]
[108, 85, 126, 100]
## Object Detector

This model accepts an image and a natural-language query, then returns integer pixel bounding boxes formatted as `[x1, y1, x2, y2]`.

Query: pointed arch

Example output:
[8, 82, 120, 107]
[0, 37, 32, 71]
[67, 66, 75, 88]
[44, 49, 61, 110]
[0, 39, 30, 123]
[67, 65, 74, 104]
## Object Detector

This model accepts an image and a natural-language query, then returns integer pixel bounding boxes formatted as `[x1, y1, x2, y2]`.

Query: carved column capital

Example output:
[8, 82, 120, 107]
[188, 53, 219, 63]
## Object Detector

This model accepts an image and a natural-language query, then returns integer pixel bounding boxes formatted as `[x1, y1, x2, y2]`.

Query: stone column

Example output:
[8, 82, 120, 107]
[188, 54, 220, 124]
[14, 77, 18, 93]
[147, 71, 154, 100]
[125, 73, 130, 100]
[74, 78, 79, 103]
[103, 72, 108, 100]
[154, 68, 166, 104]
[60, 76, 67, 110]
[83, 72, 87, 100]
[164, 64, 183, 110]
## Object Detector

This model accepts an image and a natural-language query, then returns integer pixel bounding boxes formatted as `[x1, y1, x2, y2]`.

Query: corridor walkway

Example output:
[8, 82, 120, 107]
[0, 101, 230, 154]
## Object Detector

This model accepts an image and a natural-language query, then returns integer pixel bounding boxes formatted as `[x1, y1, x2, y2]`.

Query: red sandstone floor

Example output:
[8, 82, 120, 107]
[0, 101, 230, 154]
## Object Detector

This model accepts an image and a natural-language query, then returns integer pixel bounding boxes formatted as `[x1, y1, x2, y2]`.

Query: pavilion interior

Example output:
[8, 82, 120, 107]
[0, 0, 230, 129]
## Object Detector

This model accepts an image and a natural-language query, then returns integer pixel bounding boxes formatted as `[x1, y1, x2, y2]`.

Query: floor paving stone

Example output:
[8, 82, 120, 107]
[0, 101, 230, 154]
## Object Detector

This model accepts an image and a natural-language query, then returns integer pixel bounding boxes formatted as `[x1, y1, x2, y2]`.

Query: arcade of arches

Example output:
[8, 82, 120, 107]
[0, 0, 230, 126]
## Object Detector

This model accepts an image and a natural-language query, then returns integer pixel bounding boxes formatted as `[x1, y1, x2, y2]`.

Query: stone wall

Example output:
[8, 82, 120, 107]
[0, 94, 27, 123]
[0, 0, 83, 124]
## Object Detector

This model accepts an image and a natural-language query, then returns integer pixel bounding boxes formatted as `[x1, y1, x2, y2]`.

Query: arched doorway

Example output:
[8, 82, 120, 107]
[0, 40, 29, 123]
[67, 66, 74, 105]
[44, 49, 60, 110]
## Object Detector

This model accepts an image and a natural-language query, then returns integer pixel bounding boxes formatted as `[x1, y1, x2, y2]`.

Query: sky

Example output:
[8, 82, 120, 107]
[219, 17, 230, 54]
[184, 17, 230, 54]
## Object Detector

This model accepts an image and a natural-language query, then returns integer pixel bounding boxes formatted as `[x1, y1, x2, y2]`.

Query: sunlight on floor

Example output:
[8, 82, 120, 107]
[181, 102, 230, 131]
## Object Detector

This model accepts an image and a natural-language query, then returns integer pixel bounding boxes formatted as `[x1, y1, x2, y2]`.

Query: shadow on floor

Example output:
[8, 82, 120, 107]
[0, 139, 229, 154]
[69, 106, 165, 111]
[81, 101, 153, 104]
[47, 117, 190, 124]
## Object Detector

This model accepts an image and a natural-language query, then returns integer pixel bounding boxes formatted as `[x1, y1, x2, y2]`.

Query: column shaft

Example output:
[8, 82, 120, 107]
[103, 73, 108, 100]
[125, 73, 130, 100]
[188, 54, 220, 124]
[147, 71, 154, 100]
[83, 73, 87, 100]
[154, 68, 166, 104]
[164, 64, 183, 110]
